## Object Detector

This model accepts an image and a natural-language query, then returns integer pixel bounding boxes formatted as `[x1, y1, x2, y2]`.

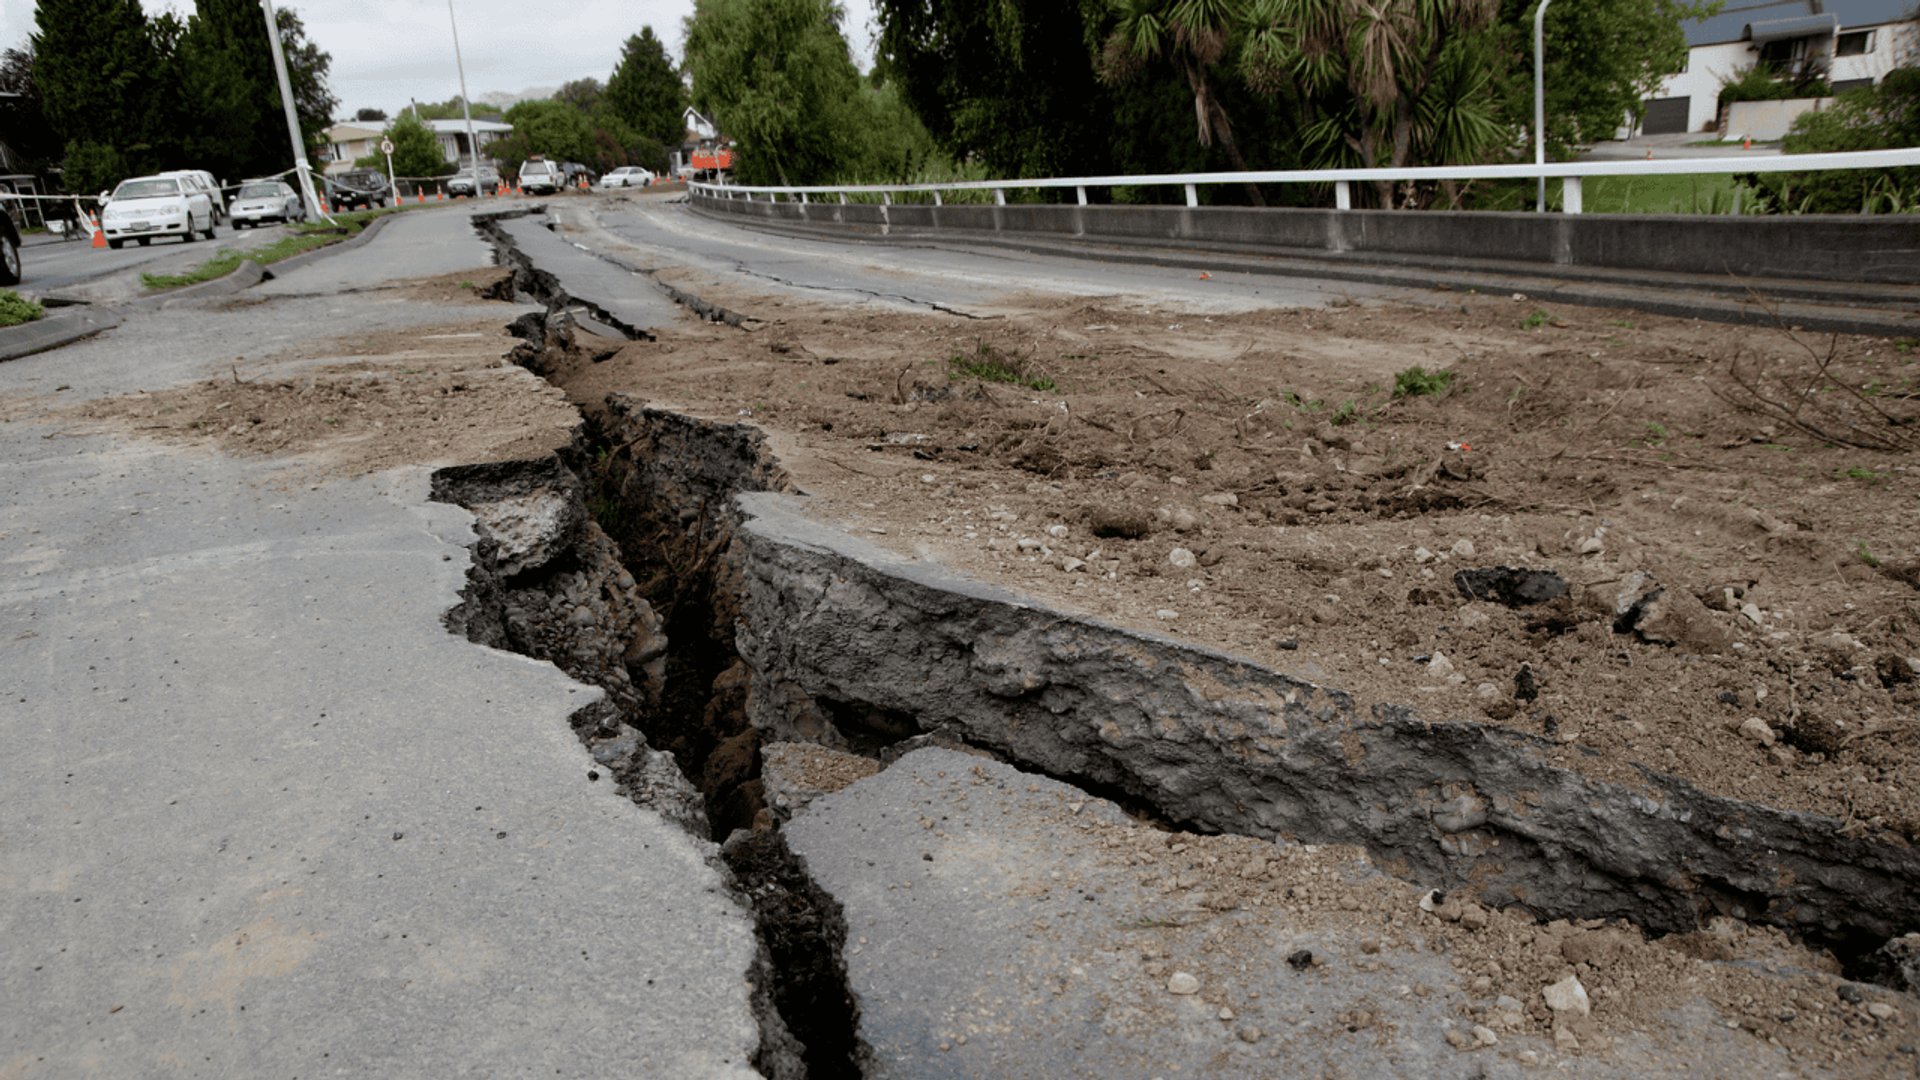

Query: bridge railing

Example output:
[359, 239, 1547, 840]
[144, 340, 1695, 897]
[690, 147, 1920, 213]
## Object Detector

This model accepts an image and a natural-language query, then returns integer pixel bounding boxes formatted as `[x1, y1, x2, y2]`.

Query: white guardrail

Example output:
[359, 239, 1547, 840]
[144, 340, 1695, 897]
[691, 147, 1920, 214]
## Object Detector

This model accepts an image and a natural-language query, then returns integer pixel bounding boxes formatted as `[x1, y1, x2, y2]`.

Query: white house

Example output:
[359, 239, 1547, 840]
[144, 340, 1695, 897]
[320, 117, 515, 175]
[1644, 0, 1917, 135]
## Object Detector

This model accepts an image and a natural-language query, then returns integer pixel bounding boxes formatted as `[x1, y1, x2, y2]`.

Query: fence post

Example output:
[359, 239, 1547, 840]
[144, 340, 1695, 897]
[839, 192, 848, 205]
[994, 189, 1006, 207]
[933, 191, 943, 207]
[1076, 185, 1087, 206]
[882, 192, 892, 206]
[1335, 180, 1351, 211]
[1184, 184, 1198, 207]
[1562, 176, 1582, 215]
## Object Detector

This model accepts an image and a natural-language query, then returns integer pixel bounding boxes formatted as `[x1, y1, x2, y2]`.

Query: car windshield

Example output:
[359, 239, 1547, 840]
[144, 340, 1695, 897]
[521, 163, 552, 174]
[114, 179, 181, 199]
[238, 183, 281, 198]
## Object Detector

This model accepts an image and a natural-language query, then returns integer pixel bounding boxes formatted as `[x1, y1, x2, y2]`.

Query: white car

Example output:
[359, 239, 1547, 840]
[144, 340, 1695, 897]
[100, 175, 216, 248]
[600, 166, 654, 189]
[157, 169, 227, 223]
[518, 158, 562, 196]
[229, 180, 305, 228]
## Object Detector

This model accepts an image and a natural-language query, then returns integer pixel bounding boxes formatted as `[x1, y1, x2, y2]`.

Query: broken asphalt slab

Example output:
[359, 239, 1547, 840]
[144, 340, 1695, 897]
[0, 210, 772, 1076]
[785, 747, 1834, 1078]
[490, 212, 684, 338]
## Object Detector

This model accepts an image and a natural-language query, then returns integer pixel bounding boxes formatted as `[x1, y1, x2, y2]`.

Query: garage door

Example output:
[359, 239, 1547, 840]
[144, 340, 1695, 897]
[1642, 96, 1691, 135]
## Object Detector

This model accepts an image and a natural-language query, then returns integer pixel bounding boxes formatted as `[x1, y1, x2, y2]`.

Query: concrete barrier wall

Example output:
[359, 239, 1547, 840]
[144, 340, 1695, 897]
[692, 192, 1920, 285]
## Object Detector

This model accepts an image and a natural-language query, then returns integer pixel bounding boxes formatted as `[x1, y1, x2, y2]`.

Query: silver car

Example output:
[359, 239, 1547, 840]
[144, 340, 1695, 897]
[229, 180, 305, 228]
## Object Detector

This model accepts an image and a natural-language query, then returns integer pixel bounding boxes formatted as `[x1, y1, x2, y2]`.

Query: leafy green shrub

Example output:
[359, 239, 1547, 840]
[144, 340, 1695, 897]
[1392, 365, 1456, 398]
[1717, 64, 1829, 107]
[1744, 67, 1920, 213]
[0, 289, 45, 327]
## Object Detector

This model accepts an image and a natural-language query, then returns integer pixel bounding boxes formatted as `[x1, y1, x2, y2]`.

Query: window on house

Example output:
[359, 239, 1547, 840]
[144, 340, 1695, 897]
[1835, 30, 1874, 56]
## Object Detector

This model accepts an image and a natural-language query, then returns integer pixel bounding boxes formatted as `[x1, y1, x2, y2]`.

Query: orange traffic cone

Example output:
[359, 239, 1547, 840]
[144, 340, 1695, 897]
[1742, 136, 1752, 150]
[90, 214, 106, 249]
[417, 190, 425, 203]
[437, 188, 444, 201]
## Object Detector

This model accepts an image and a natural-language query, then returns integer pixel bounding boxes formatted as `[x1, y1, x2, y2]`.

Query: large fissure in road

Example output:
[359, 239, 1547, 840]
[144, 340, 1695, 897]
[441, 213, 1920, 1073]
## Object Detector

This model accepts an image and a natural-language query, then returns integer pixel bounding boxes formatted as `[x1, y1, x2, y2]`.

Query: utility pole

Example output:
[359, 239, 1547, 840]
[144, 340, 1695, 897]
[260, 0, 330, 222]
[447, 0, 482, 189]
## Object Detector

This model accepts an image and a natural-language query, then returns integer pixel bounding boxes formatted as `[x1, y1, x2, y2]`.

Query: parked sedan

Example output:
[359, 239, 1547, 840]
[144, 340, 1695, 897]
[446, 166, 502, 197]
[99, 175, 216, 248]
[600, 166, 654, 189]
[229, 180, 305, 228]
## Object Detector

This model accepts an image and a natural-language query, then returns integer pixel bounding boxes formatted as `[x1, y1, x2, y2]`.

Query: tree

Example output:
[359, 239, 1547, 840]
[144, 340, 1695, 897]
[412, 96, 504, 121]
[1097, 0, 1264, 202]
[1239, 0, 1502, 205]
[355, 112, 449, 177]
[557, 77, 605, 113]
[173, 0, 335, 181]
[501, 98, 599, 163]
[1494, 0, 1703, 158]
[876, 0, 1112, 179]
[355, 107, 389, 123]
[683, 0, 874, 185]
[32, 0, 162, 190]
[0, 48, 63, 172]
[605, 28, 688, 148]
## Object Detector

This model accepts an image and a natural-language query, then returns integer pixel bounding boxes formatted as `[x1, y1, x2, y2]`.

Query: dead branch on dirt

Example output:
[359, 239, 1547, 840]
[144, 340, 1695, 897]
[1127, 407, 1187, 445]
[1711, 285, 1918, 451]
[893, 365, 913, 406]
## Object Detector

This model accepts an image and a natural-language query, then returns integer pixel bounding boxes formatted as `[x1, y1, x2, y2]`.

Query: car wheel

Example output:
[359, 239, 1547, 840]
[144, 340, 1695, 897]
[204, 221, 217, 240]
[137, 238, 150, 247]
[108, 238, 125, 250]
[0, 231, 20, 285]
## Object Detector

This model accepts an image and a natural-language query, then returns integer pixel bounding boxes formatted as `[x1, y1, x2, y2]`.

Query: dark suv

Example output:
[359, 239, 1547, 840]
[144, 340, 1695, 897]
[326, 169, 392, 212]
[0, 206, 20, 286]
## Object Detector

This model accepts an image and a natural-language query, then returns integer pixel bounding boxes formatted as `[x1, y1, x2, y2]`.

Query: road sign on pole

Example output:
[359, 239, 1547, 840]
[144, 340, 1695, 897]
[382, 140, 397, 200]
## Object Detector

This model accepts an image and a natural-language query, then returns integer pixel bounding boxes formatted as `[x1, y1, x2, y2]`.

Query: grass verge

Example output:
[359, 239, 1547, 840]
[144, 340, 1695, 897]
[0, 289, 45, 327]
[140, 207, 408, 290]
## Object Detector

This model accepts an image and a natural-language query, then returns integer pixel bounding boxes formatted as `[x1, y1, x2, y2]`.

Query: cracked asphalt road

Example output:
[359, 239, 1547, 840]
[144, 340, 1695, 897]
[589, 196, 1420, 316]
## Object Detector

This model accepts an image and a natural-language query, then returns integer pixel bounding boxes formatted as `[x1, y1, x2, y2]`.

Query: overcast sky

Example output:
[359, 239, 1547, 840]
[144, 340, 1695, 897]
[4, 0, 879, 119]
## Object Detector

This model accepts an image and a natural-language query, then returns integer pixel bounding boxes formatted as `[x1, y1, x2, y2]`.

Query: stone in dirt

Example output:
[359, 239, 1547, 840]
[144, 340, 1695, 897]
[1544, 974, 1592, 1016]
[1452, 566, 1570, 607]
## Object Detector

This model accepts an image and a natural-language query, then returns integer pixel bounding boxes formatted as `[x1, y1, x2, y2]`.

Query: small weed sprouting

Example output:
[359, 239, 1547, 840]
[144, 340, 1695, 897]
[1609, 318, 1635, 329]
[1633, 421, 1670, 448]
[1837, 466, 1887, 484]
[1856, 540, 1882, 568]
[1520, 308, 1553, 330]
[948, 342, 1055, 392]
[1391, 365, 1455, 399]
[1330, 399, 1359, 426]
[459, 279, 477, 290]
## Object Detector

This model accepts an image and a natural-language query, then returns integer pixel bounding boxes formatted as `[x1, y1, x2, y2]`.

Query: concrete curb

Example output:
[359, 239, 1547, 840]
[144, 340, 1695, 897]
[0, 304, 124, 362]
[124, 259, 268, 312]
[693, 206, 1920, 339]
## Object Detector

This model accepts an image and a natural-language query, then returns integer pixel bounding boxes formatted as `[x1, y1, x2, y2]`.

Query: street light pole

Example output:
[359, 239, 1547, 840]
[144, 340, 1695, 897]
[259, 0, 329, 222]
[447, 0, 482, 195]
[1534, 0, 1554, 213]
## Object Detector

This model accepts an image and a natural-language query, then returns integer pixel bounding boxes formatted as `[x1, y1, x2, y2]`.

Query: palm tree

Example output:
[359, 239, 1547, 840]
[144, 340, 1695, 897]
[1241, 0, 1503, 206]
[1100, 0, 1266, 205]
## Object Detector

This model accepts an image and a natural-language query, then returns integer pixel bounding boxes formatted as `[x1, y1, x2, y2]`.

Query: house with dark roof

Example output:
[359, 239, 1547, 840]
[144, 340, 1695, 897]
[1642, 0, 1915, 135]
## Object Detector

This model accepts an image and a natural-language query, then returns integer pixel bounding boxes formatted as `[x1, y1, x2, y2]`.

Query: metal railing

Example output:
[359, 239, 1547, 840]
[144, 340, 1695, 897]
[691, 147, 1920, 214]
